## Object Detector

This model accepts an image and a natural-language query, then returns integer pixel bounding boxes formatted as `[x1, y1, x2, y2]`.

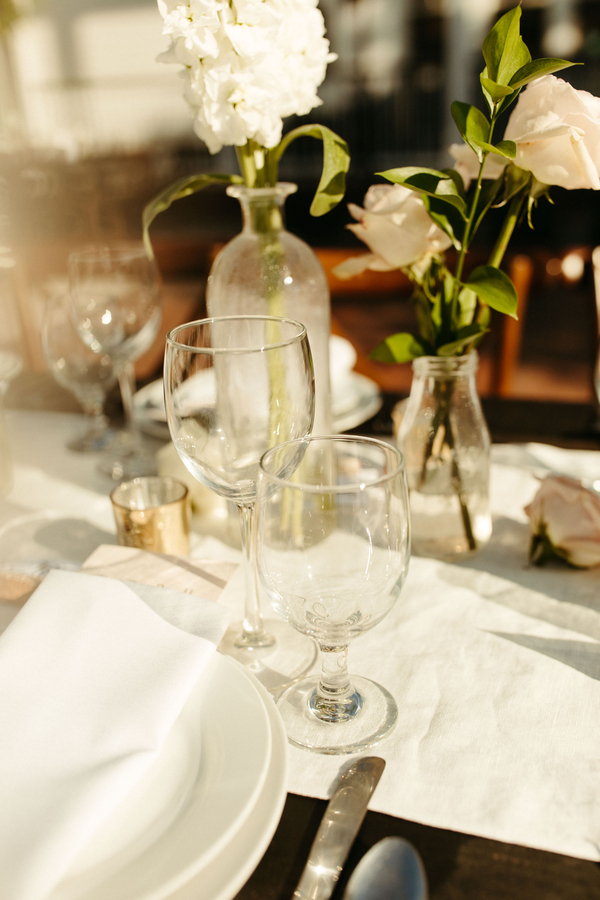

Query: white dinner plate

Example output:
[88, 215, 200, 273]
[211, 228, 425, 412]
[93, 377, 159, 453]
[134, 368, 382, 438]
[52, 653, 274, 900]
[166, 661, 289, 900]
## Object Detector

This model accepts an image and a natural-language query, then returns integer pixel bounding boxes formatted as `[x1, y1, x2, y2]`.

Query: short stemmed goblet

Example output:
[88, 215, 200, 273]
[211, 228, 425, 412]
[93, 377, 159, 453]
[164, 316, 317, 691]
[257, 435, 410, 754]
[42, 294, 117, 452]
[68, 242, 162, 479]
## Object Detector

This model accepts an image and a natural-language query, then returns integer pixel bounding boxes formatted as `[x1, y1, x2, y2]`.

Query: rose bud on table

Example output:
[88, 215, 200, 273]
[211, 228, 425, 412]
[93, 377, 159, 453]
[525, 475, 600, 568]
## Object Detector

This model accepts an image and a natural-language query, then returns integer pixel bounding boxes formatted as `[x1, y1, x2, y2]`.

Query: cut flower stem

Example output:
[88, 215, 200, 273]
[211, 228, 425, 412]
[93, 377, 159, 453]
[417, 378, 477, 551]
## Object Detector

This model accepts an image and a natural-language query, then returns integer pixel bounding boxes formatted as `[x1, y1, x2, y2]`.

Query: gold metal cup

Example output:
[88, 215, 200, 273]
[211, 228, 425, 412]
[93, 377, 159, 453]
[110, 476, 190, 556]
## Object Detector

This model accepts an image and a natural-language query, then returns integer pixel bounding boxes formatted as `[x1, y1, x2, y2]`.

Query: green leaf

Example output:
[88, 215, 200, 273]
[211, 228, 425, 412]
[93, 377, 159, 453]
[441, 167, 467, 202]
[493, 140, 516, 159]
[509, 57, 580, 89]
[482, 6, 531, 86]
[480, 66, 494, 115]
[142, 173, 243, 258]
[457, 286, 477, 329]
[479, 75, 515, 103]
[476, 303, 491, 330]
[527, 177, 552, 227]
[422, 195, 464, 250]
[378, 166, 467, 216]
[469, 138, 516, 160]
[451, 102, 490, 160]
[371, 332, 432, 363]
[494, 164, 531, 208]
[274, 124, 350, 216]
[465, 265, 518, 318]
[414, 291, 437, 346]
[437, 323, 488, 357]
[473, 303, 491, 348]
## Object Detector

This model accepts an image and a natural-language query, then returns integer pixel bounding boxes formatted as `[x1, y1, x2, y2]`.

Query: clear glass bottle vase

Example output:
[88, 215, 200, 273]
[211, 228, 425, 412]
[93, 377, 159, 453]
[206, 183, 332, 435]
[397, 353, 491, 559]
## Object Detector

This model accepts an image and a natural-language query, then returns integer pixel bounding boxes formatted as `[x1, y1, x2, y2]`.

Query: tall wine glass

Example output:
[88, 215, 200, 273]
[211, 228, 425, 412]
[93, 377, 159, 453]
[68, 242, 162, 479]
[164, 315, 317, 691]
[42, 294, 117, 452]
[257, 436, 410, 753]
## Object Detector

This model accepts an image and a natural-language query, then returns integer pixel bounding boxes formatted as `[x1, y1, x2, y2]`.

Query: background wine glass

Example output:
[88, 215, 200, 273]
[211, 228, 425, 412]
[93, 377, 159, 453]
[68, 242, 162, 479]
[164, 315, 317, 691]
[42, 294, 117, 452]
[257, 435, 410, 753]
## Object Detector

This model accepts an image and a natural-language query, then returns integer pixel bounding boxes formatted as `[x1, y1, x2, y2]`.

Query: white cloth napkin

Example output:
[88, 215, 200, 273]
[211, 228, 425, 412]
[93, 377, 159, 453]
[0, 568, 231, 900]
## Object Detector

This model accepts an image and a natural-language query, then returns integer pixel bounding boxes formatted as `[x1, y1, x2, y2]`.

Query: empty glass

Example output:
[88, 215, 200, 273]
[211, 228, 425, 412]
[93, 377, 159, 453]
[68, 242, 162, 479]
[42, 294, 117, 452]
[257, 436, 410, 754]
[164, 315, 317, 691]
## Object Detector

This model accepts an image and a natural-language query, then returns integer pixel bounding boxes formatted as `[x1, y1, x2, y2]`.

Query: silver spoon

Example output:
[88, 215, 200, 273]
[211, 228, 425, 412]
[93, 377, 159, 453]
[343, 836, 428, 900]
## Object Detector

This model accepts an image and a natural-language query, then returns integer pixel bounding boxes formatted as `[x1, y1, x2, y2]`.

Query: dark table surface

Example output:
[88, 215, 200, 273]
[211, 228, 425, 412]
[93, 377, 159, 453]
[235, 393, 600, 900]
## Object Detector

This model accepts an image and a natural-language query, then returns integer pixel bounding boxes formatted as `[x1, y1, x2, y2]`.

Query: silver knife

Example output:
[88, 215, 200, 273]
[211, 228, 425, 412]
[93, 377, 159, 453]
[292, 756, 386, 900]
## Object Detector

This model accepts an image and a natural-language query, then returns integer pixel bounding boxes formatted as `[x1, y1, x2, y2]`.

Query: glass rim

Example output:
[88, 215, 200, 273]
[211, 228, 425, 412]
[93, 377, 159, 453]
[110, 475, 188, 510]
[68, 242, 151, 265]
[166, 315, 308, 355]
[259, 435, 405, 493]
[226, 182, 297, 199]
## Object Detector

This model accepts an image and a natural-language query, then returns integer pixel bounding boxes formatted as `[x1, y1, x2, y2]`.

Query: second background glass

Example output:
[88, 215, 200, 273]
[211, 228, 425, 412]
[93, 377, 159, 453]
[164, 315, 317, 691]
[68, 242, 162, 480]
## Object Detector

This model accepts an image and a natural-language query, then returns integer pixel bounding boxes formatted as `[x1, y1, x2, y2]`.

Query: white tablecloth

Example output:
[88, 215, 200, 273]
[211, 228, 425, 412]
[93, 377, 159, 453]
[1, 410, 599, 862]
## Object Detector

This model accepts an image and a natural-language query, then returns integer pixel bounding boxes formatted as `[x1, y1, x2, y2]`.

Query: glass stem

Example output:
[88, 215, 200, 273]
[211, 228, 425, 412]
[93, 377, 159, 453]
[80, 397, 107, 437]
[236, 502, 275, 649]
[310, 644, 361, 723]
[318, 644, 352, 699]
[118, 361, 140, 444]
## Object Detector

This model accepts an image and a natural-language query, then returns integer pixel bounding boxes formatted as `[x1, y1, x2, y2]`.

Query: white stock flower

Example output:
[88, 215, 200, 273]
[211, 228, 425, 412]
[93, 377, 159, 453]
[504, 74, 600, 190]
[157, 0, 336, 154]
[333, 184, 453, 279]
[524, 475, 600, 567]
[448, 142, 508, 189]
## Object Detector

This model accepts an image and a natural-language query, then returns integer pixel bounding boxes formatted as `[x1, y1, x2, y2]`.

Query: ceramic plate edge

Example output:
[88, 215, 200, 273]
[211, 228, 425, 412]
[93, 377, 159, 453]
[53, 652, 273, 900]
[147, 654, 275, 898]
[166, 657, 289, 900]
[134, 372, 382, 438]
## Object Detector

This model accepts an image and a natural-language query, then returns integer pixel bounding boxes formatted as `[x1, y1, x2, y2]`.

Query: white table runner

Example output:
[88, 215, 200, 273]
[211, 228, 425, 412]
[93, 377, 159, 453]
[2, 410, 600, 862]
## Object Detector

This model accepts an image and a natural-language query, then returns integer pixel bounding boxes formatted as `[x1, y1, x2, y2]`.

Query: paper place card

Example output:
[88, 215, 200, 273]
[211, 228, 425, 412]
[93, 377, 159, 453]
[82, 544, 238, 603]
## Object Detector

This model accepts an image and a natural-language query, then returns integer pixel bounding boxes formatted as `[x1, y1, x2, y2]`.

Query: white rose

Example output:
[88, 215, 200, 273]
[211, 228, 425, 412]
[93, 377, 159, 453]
[333, 183, 453, 279]
[524, 474, 600, 567]
[504, 74, 600, 190]
[448, 142, 508, 190]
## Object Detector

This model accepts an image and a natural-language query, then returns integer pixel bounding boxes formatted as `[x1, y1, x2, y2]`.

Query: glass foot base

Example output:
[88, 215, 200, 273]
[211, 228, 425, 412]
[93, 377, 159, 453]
[218, 619, 318, 693]
[67, 421, 115, 453]
[97, 447, 158, 481]
[277, 675, 398, 755]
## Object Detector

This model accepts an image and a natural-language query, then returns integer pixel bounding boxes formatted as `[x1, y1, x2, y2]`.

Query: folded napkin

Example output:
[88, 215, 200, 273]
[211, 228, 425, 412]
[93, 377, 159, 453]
[0, 568, 231, 900]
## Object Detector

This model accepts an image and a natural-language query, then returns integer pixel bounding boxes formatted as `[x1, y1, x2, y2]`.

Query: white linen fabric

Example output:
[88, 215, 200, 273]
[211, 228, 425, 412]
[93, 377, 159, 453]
[198, 443, 600, 862]
[0, 568, 230, 900]
[2, 410, 600, 865]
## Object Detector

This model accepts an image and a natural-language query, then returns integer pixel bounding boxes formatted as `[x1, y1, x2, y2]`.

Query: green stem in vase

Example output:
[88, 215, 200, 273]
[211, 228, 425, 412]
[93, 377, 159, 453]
[418, 378, 477, 552]
[442, 399, 477, 551]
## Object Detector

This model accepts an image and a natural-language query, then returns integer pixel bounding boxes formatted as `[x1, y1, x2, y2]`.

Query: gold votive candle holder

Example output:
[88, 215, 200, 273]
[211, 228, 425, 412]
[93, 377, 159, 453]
[110, 476, 190, 556]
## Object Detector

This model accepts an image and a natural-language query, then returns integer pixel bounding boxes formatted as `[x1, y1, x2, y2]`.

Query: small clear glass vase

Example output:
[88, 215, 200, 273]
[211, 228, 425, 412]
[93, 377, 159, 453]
[206, 183, 332, 435]
[397, 353, 491, 560]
